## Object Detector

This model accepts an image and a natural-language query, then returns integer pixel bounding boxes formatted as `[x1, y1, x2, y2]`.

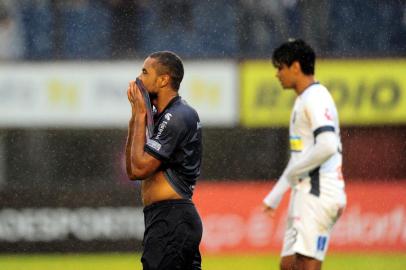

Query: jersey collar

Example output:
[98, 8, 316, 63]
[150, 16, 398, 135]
[156, 95, 181, 118]
[301, 81, 320, 95]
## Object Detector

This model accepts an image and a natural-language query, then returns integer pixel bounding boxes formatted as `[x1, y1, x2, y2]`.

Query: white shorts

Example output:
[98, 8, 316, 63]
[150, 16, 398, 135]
[281, 185, 346, 261]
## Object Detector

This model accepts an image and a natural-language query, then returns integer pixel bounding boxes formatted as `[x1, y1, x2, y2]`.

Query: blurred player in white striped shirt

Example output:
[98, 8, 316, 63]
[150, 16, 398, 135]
[263, 39, 346, 270]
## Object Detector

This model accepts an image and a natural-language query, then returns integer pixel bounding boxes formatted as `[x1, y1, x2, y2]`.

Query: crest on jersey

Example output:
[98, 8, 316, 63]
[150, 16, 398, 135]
[324, 108, 333, 121]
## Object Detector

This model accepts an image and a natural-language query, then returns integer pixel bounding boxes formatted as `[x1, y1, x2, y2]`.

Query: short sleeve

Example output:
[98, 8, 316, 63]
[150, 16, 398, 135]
[144, 112, 185, 161]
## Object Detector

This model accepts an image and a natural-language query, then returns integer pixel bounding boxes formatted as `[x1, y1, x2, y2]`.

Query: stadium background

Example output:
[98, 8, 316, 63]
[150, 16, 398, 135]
[0, 1, 405, 269]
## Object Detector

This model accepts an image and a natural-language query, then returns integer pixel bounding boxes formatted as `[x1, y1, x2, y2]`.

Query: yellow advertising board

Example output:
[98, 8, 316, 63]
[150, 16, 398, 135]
[241, 60, 406, 127]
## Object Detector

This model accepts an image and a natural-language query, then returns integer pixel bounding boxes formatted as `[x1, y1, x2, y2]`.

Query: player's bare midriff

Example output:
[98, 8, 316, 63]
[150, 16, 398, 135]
[141, 170, 182, 206]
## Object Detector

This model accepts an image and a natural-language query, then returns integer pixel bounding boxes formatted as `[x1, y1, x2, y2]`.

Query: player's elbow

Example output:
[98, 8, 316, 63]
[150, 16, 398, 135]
[127, 155, 160, 180]
[127, 172, 140, 181]
[126, 165, 139, 180]
[125, 155, 153, 180]
[325, 145, 336, 161]
[126, 168, 138, 180]
[127, 163, 153, 180]
[319, 137, 337, 158]
[128, 167, 150, 180]
[126, 163, 149, 180]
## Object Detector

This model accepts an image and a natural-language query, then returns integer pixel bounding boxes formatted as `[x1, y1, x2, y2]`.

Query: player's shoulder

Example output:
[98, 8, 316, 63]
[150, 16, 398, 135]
[167, 97, 200, 127]
[169, 97, 198, 116]
[302, 83, 332, 104]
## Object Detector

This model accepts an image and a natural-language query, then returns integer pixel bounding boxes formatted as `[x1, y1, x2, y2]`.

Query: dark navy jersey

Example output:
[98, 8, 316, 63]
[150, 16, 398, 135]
[144, 96, 202, 199]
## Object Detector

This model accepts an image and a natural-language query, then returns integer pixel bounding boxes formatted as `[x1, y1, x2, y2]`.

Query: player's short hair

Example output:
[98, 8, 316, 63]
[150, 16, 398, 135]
[149, 51, 184, 90]
[272, 39, 315, 75]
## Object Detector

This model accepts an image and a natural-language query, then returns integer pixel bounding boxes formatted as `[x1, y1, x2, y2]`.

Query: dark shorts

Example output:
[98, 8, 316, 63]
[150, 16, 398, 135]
[142, 199, 203, 270]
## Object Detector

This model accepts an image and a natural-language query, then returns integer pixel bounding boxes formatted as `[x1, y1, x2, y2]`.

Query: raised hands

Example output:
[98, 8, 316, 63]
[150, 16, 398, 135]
[127, 80, 147, 118]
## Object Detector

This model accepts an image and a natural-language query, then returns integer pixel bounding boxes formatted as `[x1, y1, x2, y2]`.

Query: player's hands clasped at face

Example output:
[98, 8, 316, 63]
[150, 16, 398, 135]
[127, 80, 147, 119]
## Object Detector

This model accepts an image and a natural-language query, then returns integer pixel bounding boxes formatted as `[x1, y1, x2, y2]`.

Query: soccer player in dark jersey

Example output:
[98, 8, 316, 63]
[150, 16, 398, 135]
[125, 51, 203, 270]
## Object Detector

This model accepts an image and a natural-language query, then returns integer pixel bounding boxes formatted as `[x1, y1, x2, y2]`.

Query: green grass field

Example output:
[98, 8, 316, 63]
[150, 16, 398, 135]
[1, 252, 406, 270]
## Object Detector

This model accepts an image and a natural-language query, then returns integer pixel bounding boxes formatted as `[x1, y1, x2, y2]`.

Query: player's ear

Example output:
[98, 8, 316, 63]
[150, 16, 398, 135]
[291, 61, 302, 74]
[292, 61, 300, 71]
[159, 74, 170, 88]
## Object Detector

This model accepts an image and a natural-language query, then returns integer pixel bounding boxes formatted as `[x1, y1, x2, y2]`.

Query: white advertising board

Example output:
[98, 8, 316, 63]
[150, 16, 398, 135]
[0, 61, 238, 128]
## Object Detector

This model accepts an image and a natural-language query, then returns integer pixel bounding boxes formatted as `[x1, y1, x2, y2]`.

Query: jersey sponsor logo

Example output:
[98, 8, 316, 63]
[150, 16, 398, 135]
[155, 113, 173, 139]
[155, 122, 167, 139]
[289, 135, 303, 152]
[164, 113, 172, 121]
[146, 139, 162, 151]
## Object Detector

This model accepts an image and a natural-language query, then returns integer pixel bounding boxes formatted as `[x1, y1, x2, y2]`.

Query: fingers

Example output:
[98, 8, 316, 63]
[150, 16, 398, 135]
[263, 204, 276, 218]
[127, 80, 147, 116]
[129, 80, 136, 99]
[127, 85, 133, 103]
[127, 80, 139, 103]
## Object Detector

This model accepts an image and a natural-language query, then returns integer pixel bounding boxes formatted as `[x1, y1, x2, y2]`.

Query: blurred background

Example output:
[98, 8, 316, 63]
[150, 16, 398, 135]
[0, 0, 405, 268]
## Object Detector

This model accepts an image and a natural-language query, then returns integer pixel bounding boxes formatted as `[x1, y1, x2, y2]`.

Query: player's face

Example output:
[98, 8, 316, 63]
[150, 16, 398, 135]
[138, 57, 160, 96]
[276, 63, 296, 89]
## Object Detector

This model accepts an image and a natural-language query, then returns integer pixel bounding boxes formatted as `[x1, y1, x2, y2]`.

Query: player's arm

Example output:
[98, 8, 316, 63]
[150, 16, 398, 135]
[263, 159, 294, 213]
[125, 81, 161, 180]
[284, 131, 337, 186]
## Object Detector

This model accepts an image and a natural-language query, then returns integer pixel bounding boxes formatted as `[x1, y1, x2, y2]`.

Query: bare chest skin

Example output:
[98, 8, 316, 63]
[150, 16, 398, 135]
[141, 171, 182, 206]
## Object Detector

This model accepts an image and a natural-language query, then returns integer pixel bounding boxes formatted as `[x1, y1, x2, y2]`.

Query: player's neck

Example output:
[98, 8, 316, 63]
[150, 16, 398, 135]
[156, 90, 179, 113]
[295, 76, 316, 95]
